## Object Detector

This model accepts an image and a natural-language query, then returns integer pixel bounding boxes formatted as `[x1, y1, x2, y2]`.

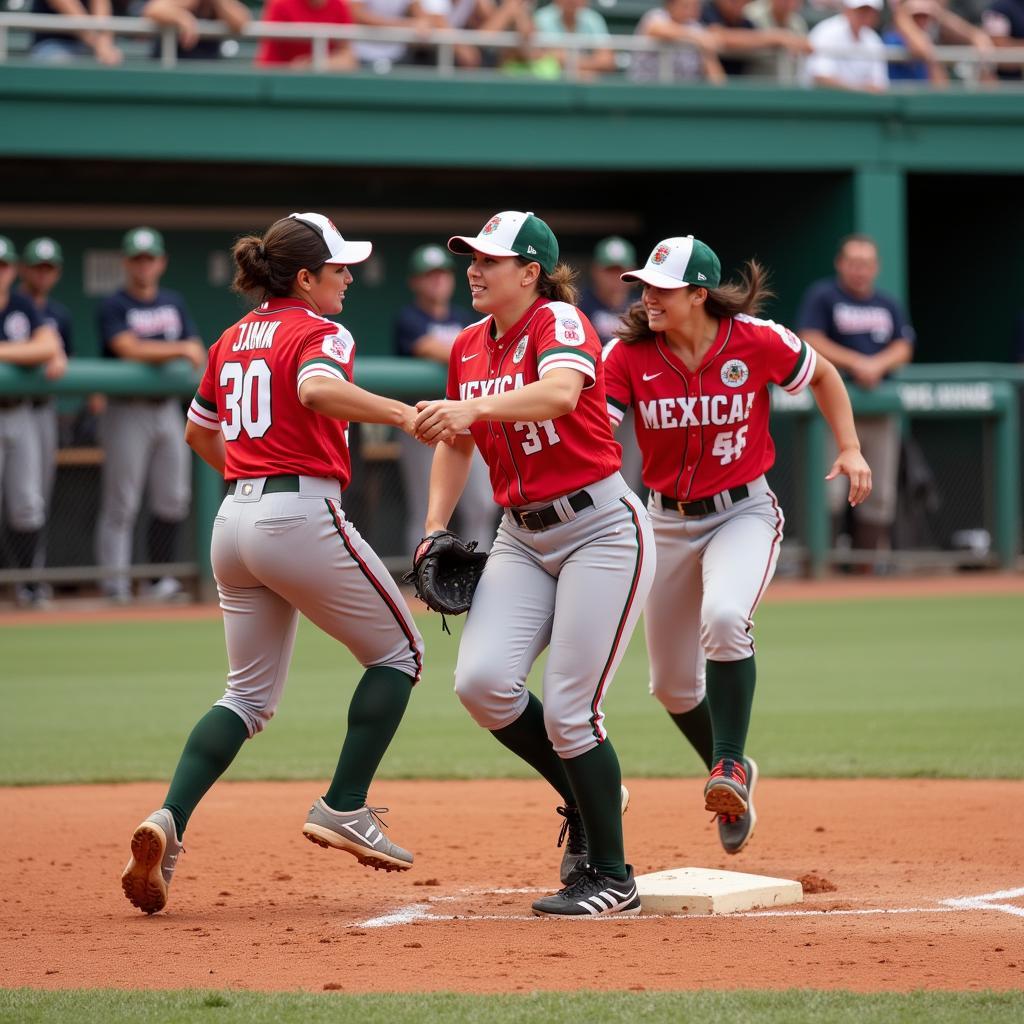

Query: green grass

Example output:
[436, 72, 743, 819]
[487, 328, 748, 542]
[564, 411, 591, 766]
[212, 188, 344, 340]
[3, 593, 1022, 785]
[2, 990, 1024, 1024]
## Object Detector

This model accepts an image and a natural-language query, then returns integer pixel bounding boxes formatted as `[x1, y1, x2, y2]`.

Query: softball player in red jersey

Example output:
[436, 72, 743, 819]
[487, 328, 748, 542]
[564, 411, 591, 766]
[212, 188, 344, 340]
[122, 213, 425, 915]
[604, 236, 870, 854]
[415, 212, 655, 919]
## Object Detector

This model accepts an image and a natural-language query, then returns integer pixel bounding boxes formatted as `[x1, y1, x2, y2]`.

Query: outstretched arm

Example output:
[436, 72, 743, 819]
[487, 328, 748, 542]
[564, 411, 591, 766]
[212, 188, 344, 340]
[808, 355, 872, 507]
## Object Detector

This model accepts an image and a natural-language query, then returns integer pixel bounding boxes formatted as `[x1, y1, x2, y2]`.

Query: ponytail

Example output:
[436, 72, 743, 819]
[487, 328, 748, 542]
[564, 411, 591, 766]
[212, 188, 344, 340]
[515, 257, 580, 306]
[232, 217, 330, 300]
[703, 259, 774, 319]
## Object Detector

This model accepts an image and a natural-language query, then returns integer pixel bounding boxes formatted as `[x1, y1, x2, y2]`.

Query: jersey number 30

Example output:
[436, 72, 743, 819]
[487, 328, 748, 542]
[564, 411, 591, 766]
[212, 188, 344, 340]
[220, 360, 272, 441]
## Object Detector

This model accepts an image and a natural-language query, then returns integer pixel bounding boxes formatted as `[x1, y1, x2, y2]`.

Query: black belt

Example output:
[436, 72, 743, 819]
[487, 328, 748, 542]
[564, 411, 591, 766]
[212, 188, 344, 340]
[0, 397, 28, 410]
[657, 484, 750, 518]
[31, 397, 53, 408]
[227, 475, 302, 495]
[508, 489, 594, 531]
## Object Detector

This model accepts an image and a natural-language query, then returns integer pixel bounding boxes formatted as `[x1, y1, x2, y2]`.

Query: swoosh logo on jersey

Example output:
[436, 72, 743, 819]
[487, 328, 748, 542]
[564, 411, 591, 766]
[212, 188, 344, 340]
[461, 352, 480, 362]
[642, 372, 662, 382]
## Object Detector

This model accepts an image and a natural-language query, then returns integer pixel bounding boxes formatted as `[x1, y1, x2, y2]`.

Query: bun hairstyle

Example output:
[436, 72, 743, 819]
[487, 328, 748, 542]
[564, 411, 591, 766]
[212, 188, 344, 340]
[616, 259, 774, 345]
[232, 217, 330, 299]
[515, 257, 580, 306]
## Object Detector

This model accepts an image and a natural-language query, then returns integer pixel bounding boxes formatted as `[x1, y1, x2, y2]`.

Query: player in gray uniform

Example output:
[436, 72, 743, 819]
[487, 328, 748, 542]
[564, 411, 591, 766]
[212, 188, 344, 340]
[122, 213, 425, 915]
[0, 235, 62, 598]
[415, 211, 656, 918]
[95, 227, 206, 603]
[17, 237, 71, 608]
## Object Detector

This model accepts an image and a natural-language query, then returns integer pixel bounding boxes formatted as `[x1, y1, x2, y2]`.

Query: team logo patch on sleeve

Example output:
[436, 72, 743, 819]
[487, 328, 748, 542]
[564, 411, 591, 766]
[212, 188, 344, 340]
[781, 328, 802, 353]
[721, 359, 750, 388]
[513, 336, 529, 363]
[323, 332, 354, 363]
[3, 311, 31, 341]
[556, 318, 584, 346]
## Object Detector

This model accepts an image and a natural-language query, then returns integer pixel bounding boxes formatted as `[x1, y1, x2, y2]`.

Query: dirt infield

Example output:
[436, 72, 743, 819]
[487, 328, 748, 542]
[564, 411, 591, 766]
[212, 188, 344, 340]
[3, 778, 1023, 993]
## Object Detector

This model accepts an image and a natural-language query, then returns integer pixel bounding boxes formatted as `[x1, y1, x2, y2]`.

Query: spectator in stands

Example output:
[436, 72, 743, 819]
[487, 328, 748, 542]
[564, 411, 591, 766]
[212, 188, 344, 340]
[255, 0, 356, 68]
[797, 233, 914, 563]
[632, 0, 727, 83]
[0, 236, 62, 607]
[743, 0, 809, 77]
[982, 0, 1024, 79]
[804, 0, 888, 91]
[884, 0, 994, 83]
[497, 0, 564, 76]
[533, 0, 617, 77]
[96, 227, 205, 603]
[30, 0, 124, 65]
[701, 0, 810, 76]
[350, 0, 449, 70]
[16, 237, 71, 609]
[447, 0, 537, 67]
[143, 0, 251, 60]
[393, 244, 498, 555]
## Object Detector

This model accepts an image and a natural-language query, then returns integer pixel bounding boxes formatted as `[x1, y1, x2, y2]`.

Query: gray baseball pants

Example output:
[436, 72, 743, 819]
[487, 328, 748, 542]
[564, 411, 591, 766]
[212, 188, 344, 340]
[455, 472, 656, 758]
[210, 476, 424, 737]
[96, 398, 191, 595]
[644, 475, 784, 715]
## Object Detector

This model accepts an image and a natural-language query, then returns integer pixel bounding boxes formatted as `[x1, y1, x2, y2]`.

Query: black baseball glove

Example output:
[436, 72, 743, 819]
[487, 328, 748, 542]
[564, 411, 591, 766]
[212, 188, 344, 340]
[402, 530, 488, 617]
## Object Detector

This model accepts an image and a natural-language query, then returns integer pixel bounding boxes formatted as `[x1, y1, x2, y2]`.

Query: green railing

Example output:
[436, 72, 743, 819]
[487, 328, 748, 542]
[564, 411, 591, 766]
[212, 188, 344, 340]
[0, 358, 1019, 586]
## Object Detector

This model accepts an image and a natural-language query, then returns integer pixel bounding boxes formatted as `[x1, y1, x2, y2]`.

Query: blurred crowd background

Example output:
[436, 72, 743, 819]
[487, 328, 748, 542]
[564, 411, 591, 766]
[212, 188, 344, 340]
[5, 0, 1024, 87]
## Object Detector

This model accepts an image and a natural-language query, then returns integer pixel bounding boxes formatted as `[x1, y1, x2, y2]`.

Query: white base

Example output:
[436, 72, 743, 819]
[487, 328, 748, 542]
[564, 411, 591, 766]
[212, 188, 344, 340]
[635, 866, 803, 916]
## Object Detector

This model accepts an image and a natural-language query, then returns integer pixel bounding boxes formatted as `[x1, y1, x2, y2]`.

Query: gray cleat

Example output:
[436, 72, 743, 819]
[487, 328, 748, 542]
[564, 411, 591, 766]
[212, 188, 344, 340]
[302, 799, 413, 872]
[558, 784, 630, 885]
[716, 756, 759, 855]
[121, 808, 182, 915]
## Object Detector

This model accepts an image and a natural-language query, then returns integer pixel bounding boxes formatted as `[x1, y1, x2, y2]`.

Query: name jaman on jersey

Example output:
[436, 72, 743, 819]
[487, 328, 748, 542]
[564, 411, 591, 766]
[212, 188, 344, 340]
[447, 297, 621, 507]
[187, 297, 357, 486]
[602, 313, 817, 501]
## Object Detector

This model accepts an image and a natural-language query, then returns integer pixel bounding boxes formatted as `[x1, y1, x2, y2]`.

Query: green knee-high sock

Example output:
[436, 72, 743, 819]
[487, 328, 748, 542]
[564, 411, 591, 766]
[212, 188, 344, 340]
[668, 695, 714, 770]
[163, 706, 250, 839]
[706, 656, 757, 764]
[491, 692, 575, 805]
[561, 740, 627, 880]
[324, 666, 414, 811]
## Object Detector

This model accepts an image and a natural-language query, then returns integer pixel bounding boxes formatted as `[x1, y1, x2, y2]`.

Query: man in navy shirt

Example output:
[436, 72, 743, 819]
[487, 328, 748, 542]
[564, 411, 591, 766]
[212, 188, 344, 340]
[96, 227, 205, 603]
[983, 0, 1024, 80]
[17, 237, 72, 607]
[393, 244, 498, 556]
[0, 235, 62, 603]
[797, 233, 915, 563]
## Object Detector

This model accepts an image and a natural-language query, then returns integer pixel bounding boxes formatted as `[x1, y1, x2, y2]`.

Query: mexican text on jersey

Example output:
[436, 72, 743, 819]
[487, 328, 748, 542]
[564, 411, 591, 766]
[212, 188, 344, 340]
[639, 391, 756, 430]
[458, 372, 526, 400]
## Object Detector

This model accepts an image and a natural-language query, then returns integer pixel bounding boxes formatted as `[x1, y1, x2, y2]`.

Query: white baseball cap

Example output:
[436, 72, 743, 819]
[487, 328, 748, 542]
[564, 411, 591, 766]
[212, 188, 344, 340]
[289, 212, 372, 266]
[843, 0, 883, 9]
[620, 236, 721, 290]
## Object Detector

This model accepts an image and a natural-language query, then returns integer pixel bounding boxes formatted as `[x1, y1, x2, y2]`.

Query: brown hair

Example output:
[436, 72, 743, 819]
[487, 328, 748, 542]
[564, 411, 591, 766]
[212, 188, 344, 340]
[615, 259, 774, 345]
[232, 217, 330, 299]
[515, 257, 579, 306]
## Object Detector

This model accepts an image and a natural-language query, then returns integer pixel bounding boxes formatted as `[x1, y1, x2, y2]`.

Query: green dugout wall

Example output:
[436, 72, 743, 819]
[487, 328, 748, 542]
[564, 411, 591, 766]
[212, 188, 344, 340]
[2, 67, 1023, 361]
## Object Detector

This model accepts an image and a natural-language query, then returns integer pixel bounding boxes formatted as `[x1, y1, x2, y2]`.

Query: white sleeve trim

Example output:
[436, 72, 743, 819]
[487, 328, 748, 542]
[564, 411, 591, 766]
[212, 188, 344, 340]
[538, 355, 596, 380]
[297, 363, 347, 392]
[187, 403, 220, 431]
[784, 345, 817, 394]
[607, 402, 625, 425]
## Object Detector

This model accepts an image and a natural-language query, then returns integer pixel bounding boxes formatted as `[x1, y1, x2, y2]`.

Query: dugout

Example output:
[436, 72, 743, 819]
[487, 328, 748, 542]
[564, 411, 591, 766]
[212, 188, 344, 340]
[0, 69, 1021, 585]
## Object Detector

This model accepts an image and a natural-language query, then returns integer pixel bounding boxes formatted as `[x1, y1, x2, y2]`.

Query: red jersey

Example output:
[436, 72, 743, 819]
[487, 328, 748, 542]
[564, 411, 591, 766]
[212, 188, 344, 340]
[188, 297, 356, 486]
[602, 313, 817, 500]
[447, 298, 621, 507]
[254, 0, 353, 66]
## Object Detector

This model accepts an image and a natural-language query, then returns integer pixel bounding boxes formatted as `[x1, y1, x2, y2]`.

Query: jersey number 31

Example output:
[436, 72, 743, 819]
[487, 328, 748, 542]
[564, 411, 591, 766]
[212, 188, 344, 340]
[220, 360, 272, 441]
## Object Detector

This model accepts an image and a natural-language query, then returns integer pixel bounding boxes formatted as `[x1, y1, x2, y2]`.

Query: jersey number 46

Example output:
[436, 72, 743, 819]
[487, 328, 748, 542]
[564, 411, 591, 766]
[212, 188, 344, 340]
[711, 425, 748, 466]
